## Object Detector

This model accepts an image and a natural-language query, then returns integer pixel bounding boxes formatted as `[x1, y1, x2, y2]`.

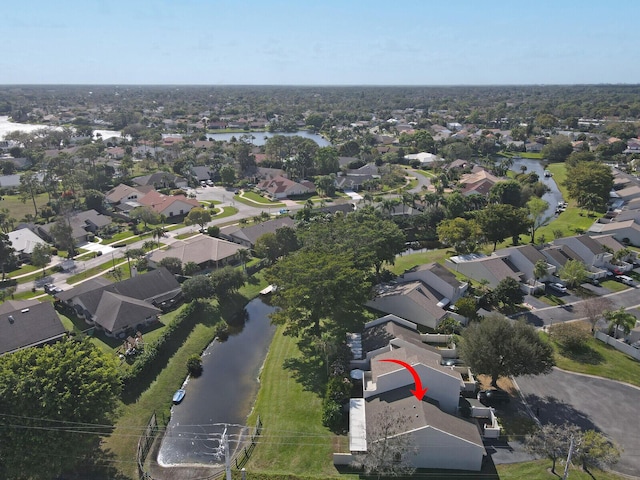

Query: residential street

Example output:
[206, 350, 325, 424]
[516, 368, 640, 477]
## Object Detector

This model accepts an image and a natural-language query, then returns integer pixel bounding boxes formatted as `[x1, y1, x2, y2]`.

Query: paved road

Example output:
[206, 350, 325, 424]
[520, 285, 640, 328]
[516, 369, 640, 477]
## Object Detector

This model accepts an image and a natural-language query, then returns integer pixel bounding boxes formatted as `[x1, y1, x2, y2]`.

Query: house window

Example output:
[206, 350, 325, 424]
[180, 209, 184, 215]
[169, 212, 173, 217]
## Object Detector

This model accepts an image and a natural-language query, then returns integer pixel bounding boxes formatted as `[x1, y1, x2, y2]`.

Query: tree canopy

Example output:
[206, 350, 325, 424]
[459, 314, 555, 386]
[0, 339, 121, 479]
[266, 249, 370, 337]
[185, 207, 212, 231]
[563, 161, 613, 212]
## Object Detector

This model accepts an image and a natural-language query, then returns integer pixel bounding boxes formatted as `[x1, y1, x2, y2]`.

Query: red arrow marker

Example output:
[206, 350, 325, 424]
[379, 359, 428, 401]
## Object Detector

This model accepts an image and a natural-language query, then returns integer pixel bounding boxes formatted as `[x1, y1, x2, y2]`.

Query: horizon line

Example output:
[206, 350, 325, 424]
[1, 83, 640, 88]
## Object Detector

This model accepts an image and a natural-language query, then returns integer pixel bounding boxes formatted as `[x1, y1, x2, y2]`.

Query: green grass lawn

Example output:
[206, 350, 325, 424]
[389, 248, 450, 275]
[246, 327, 344, 477]
[6, 263, 39, 276]
[214, 205, 239, 219]
[237, 191, 286, 206]
[546, 332, 640, 387]
[1, 193, 49, 220]
[101, 230, 136, 245]
[175, 231, 200, 240]
[66, 258, 130, 284]
[599, 279, 629, 292]
[410, 168, 436, 178]
[496, 459, 626, 479]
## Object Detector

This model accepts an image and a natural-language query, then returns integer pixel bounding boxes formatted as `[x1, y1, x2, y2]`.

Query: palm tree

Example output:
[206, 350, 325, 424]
[142, 240, 156, 252]
[152, 226, 166, 247]
[533, 259, 548, 283]
[237, 249, 250, 272]
[604, 308, 637, 339]
[379, 198, 400, 217]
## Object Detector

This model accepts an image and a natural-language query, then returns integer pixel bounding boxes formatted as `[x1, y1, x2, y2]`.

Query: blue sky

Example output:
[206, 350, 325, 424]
[2, 0, 638, 85]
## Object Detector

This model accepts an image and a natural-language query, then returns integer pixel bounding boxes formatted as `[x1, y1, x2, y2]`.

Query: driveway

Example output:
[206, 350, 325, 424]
[516, 369, 640, 477]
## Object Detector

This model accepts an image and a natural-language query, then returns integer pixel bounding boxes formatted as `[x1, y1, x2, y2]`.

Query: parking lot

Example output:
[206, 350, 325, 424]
[517, 369, 640, 477]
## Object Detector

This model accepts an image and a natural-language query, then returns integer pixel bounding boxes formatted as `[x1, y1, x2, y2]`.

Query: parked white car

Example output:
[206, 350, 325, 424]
[548, 282, 567, 294]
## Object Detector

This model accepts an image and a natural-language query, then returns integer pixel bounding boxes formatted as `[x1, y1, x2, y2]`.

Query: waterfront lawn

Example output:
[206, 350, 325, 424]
[389, 248, 449, 275]
[246, 327, 342, 478]
[546, 332, 640, 388]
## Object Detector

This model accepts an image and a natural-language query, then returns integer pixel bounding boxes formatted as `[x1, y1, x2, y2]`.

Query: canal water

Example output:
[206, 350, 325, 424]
[508, 157, 565, 222]
[157, 298, 277, 466]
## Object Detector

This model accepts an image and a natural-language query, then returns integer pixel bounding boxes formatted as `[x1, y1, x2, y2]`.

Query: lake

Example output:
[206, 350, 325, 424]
[207, 130, 330, 147]
[157, 298, 277, 466]
[0, 116, 122, 141]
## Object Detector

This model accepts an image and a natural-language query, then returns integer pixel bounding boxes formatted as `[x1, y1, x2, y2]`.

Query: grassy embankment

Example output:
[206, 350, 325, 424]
[544, 328, 640, 388]
[532, 162, 594, 242]
[246, 327, 351, 478]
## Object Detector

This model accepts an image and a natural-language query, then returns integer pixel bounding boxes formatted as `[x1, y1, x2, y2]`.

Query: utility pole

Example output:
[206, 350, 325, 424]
[222, 426, 232, 480]
[563, 434, 575, 480]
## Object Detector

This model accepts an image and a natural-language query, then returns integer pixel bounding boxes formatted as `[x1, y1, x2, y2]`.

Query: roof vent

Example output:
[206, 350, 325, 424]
[21, 308, 30, 313]
[8, 315, 15, 323]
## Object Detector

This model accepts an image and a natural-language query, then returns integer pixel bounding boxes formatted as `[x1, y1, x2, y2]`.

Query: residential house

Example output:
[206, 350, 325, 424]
[7, 228, 48, 262]
[500, 244, 556, 286]
[404, 152, 441, 166]
[359, 389, 486, 471]
[132, 172, 188, 190]
[147, 235, 244, 270]
[365, 281, 453, 330]
[339, 319, 485, 471]
[56, 268, 180, 337]
[592, 234, 637, 261]
[219, 216, 295, 248]
[611, 185, 640, 203]
[191, 166, 214, 182]
[398, 262, 468, 304]
[39, 209, 112, 245]
[458, 169, 500, 197]
[445, 253, 522, 289]
[588, 219, 640, 246]
[0, 300, 66, 355]
[105, 183, 154, 207]
[552, 234, 612, 278]
[258, 175, 315, 199]
[138, 190, 200, 219]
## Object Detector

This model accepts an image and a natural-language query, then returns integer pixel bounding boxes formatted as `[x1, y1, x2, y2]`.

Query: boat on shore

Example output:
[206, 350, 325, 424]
[172, 389, 185, 404]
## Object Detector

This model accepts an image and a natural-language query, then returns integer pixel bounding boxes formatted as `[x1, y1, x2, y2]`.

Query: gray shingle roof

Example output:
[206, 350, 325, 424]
[366, 387, 484, 448]
[0, 302, 66, 355]
[93, 292, 161, 334]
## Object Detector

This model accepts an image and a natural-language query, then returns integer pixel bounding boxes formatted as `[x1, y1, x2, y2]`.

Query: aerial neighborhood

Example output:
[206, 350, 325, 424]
[1, 85, 640, 479]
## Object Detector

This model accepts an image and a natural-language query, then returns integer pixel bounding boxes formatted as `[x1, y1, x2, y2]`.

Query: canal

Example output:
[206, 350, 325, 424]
[157, 298, 277, 466]
[508, 156, 565, 221]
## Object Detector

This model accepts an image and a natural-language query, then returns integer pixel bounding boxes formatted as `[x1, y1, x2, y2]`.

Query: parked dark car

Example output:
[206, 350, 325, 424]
[478, 389, 511, 406]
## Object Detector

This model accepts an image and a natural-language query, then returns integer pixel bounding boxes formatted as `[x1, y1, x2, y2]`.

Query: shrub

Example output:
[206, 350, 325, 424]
[550, 321, 591, 351]
[321, 399, 343, 432]
[187, 354, 203, 376]
[326, 376, 351, 405]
